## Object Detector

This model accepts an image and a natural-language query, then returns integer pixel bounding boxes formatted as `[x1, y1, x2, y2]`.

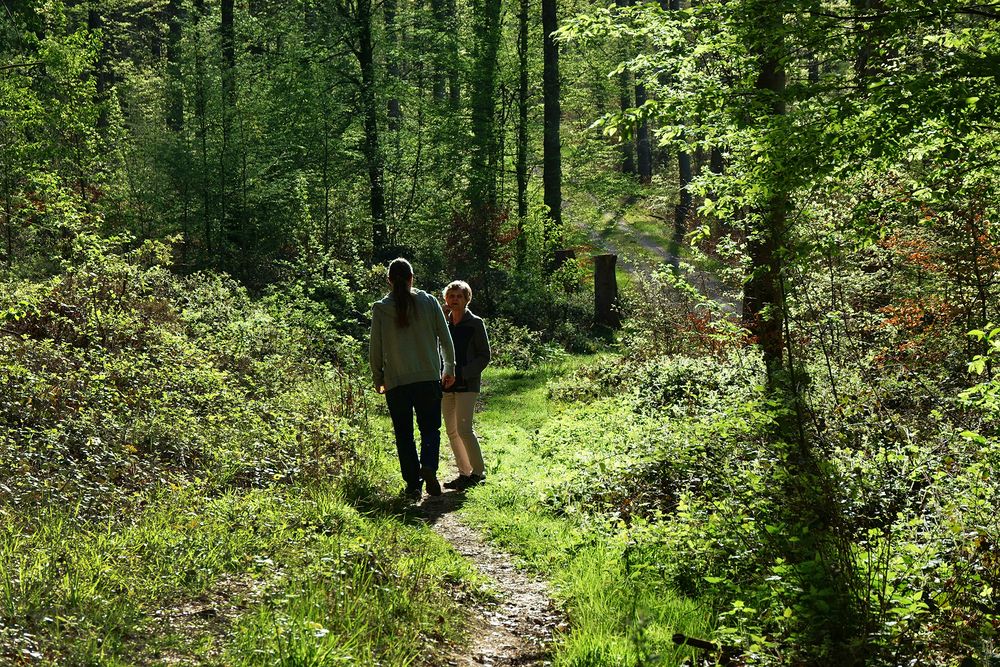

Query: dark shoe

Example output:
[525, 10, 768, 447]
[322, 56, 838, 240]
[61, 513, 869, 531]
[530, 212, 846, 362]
[403, 481, 422, 499]
[460, 474, 484, 489]
[421, 468, 441, 496]
[444, 475, 471, 490]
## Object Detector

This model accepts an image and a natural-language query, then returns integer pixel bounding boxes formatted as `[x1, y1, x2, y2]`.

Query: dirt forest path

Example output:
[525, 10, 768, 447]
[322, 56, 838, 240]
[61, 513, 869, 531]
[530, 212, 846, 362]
[417, 492, 562, 666]
[569, 192, 742, 316]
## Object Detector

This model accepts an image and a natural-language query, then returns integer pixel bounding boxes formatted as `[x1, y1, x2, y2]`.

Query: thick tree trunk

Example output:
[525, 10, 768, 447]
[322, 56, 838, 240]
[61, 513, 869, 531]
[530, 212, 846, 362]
[743, 8, 786, 381]
[853, 0, 876, 81]
[468, 0, 502, 212]
[542, 0, 561, 253]
[594, 254, 620, 327]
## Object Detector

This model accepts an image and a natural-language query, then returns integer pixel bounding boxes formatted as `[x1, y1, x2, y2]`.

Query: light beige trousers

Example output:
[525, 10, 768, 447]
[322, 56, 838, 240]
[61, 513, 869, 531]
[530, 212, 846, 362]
[441, 391, 484, 476]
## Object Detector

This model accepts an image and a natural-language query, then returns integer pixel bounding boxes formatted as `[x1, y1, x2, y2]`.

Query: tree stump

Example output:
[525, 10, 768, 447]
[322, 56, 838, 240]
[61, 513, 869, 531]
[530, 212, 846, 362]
[594, 253, 620, 327]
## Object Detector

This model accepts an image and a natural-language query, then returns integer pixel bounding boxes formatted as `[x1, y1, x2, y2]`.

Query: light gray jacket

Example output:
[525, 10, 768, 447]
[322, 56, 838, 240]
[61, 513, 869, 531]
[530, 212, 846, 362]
[369, 289, 456, 391]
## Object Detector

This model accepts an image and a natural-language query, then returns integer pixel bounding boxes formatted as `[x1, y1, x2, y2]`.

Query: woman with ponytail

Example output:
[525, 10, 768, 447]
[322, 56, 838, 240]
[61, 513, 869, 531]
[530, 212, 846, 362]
[369, 258, 456, 498]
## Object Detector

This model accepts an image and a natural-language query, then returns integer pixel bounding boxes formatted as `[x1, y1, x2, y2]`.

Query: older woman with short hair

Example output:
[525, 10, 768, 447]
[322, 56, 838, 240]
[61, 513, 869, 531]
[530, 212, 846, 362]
[441, 280, 491, 489]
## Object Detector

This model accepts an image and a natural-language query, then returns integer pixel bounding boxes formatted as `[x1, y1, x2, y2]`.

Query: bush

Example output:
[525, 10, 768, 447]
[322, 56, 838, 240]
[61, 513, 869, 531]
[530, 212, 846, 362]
[546, 355, 631, 403]
[619, 266, 742, 359]
[488, 316, 565, 370]
[0, 239, 369, 522]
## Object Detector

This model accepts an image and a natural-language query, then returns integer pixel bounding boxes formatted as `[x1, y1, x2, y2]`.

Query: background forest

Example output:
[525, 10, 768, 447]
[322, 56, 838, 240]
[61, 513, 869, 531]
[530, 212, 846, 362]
[2, 0, 1000, 665]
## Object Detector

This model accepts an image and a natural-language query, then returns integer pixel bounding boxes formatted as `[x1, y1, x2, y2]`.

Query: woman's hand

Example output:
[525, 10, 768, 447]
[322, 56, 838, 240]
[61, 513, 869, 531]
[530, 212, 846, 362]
[442, 373, 456, 389]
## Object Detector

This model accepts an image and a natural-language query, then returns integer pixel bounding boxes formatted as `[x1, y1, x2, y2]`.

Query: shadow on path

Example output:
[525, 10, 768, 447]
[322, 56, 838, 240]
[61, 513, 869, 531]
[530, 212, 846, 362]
[415, 488, 468, 527]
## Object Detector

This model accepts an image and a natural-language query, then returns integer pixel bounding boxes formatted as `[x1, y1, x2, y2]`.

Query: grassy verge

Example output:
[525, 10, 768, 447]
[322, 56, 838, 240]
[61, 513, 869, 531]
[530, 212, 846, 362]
[2, 468, 483, 665]
[459, 360, 713, 666]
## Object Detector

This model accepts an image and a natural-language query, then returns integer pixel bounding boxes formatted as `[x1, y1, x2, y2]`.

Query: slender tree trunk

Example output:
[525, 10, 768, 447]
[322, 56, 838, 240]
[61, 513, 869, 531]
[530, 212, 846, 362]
[616, 0, 635, 175]
[808, 52, 820, 83]
[635, 82, 652, 183]
[357, 0, 388, 257]
[220, 0, 236, 258]
[542, 0, 562, 253]
[431, 0, 448, 101]
[619, 72, 635, 174]
[385, 0, 402, 127]
[670, 149, 691, 269]
[516, 0, 529, 267]
[193, 0, 211, 257]
[165, 0, 184, 132]
[87, 8, 110, 131]
[3, 177, 13, 266]
[322, 118, 332, 251]
[447, 0, 461, 108]
[666, 0, 688, 266]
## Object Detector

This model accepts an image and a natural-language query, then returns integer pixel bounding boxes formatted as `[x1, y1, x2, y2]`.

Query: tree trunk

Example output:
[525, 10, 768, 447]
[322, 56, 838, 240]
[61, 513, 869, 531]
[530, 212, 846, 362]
[635, 82, 652, 183]
[448, 0, 461, 108]
[516, 0, 530, 267]
[468, 0, 502, 212]
[87, 8, 110, 131]
[670, 149, 691, 269]
[619, 71, 635, 174]
[165, 0, 184, 132]
[356, 0, 388, 258]
[220, 0, 236, 258]
[542, 0, 562, 254]
[594, 254, 621, 327]
[385, 0, 402, 127]
[431, 0, 448, 101]
[193, 0, 212, 257]
[616, 0, 635, 174]
[743, 31, 786, 378]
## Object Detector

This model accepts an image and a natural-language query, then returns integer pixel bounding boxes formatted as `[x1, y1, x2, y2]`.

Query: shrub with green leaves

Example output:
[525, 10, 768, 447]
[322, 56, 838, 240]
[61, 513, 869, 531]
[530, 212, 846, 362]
[0, 238, 368, 521]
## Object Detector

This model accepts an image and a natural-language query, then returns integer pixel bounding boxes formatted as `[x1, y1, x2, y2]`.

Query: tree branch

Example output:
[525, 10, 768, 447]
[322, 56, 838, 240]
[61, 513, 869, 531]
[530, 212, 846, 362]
[0, 61, 44, 72]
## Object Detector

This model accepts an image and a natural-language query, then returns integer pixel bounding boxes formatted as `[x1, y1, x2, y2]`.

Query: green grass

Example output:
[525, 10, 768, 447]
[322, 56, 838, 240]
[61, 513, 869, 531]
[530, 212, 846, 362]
[459, 362, 714, 667]
[1, 472, 484, 664]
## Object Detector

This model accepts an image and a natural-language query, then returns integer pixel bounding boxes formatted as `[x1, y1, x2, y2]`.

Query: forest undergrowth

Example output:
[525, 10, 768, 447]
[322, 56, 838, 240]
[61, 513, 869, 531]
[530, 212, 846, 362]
[458, 250, 1000, 666]
[0, 238, 488, 665]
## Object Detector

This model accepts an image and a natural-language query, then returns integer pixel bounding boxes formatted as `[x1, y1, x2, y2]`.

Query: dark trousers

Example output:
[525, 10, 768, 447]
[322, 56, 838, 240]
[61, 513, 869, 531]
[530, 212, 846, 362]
[385, 380, 442, 486]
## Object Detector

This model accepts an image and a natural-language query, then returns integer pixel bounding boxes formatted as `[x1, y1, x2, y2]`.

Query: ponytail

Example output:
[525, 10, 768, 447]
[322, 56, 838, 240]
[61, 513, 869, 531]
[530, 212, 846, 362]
[387, 258, 416, 327]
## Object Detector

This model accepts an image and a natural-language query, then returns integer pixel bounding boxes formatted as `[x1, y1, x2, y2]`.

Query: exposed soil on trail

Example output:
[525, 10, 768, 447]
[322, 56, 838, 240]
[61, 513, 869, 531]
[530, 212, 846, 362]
[418, 490, 563, 667]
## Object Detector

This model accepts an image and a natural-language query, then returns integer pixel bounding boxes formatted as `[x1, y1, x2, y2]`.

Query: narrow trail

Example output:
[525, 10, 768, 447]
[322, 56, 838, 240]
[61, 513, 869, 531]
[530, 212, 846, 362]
[417, 492, 561, 666]
[569, 193, 742, 316]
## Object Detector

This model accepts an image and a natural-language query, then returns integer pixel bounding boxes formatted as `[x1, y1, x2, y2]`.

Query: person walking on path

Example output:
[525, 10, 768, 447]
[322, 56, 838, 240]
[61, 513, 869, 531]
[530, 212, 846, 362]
[370, 258, 456, 498]
[441, 280, 491, 490]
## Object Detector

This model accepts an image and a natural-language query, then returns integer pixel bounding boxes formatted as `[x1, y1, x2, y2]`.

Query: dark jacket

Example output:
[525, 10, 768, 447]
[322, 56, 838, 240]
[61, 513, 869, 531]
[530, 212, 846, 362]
[445, 309, 491, 393]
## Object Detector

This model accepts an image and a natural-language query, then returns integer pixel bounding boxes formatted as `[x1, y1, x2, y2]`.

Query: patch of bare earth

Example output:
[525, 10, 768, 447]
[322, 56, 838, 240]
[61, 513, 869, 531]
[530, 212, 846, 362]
[130, 574, 264, 665]
[419, 492, 563, 667]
